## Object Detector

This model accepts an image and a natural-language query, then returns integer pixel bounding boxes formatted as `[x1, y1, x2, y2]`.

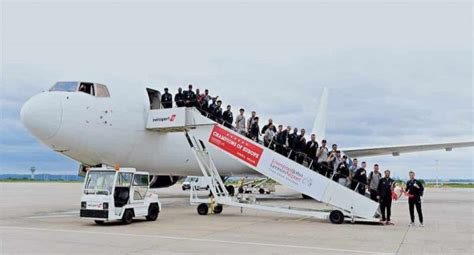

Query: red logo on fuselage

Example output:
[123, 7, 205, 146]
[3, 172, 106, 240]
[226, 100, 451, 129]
[170, 114, 176, 122]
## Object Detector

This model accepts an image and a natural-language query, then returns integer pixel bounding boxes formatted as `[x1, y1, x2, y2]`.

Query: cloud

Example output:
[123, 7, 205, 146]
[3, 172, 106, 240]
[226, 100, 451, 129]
[1, 0, 472, 178]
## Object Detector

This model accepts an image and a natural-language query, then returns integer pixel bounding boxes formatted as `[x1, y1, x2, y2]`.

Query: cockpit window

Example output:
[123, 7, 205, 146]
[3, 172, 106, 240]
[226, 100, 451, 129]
[49, 82, 78, 92]
[78, 83, 95, 95]
[95, 84, 110, 97]
[49, 81, 110, 97]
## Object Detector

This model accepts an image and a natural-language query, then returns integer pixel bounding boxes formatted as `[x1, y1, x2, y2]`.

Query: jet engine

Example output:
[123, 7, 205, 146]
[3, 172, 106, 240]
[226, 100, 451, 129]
[149, 175, 181, 188]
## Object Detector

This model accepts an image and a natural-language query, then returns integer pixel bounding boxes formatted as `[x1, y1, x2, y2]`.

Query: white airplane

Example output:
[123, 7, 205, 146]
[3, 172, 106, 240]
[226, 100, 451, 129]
[20, 81, 474, 188]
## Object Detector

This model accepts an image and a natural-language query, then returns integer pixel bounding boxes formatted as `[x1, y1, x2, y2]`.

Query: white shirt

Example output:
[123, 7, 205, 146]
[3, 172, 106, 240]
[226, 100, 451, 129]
[317, 147, 329, 163]
[235, 115, 246, 131]
[264, 129, 275, 142]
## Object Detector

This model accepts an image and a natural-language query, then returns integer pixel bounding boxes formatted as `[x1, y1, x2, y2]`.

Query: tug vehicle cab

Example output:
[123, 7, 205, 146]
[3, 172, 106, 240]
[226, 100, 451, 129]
[80, 166, 161, 225]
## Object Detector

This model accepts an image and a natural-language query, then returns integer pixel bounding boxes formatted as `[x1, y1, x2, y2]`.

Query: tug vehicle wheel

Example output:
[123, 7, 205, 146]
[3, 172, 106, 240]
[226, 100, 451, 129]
[122, 209, 134, 224]
[146, 203, 159, 221]
[213, 205, 223, 214]
[329, 210, 344, 224]
[197, 203, 209, 215]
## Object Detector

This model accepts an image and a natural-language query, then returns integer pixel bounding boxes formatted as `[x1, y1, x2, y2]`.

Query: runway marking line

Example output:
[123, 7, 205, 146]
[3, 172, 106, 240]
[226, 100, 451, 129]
[0, 226, 394, 255]
[27, 215, 77, 219]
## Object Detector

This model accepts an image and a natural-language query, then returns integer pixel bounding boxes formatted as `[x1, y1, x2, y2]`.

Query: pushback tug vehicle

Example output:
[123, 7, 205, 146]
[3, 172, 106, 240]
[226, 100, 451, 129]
[80, 166, 161, 225]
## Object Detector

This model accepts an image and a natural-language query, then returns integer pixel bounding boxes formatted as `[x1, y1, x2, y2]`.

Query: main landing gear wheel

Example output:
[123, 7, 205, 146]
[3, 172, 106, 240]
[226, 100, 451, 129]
[213, 205, 223, 214]
[226, 185, 235, 196]
[259, 188, 265, 194]
[329, 210, 344, 224]
[146, 203, 159, 221]
[197, 203, 209, 215]
[122, 209, 134, 224]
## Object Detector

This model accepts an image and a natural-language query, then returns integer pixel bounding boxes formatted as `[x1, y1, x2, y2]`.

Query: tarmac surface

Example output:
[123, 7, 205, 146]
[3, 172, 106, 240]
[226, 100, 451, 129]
[0, 183, 472, 254]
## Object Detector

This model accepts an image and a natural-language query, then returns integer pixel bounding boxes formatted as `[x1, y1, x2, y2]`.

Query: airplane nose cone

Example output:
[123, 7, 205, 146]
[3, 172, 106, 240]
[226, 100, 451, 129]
[20, 93, 62, 140]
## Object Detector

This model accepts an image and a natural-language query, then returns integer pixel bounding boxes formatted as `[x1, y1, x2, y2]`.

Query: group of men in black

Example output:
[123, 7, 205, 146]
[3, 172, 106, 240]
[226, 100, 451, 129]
[160, 84, 234, 128]
[159, 86, 425, 226]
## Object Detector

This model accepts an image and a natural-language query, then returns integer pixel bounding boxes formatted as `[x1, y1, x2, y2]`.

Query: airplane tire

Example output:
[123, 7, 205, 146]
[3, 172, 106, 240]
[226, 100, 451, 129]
[197, 203, 209, 215]
[329, 210, 344, 224]
[226, 185, 235, 196]
[213, 205, 223, 214]
[238, 187, 244, 194]
[146, 203, 159, 221]
[122, 209, 134, 224]
[259, 188, 265, 194]
[94, 220, 105, 225]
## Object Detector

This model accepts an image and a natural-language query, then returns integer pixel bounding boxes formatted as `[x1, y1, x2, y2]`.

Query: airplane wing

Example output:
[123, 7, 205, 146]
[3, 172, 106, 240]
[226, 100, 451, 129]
[342, 141, 474, 158]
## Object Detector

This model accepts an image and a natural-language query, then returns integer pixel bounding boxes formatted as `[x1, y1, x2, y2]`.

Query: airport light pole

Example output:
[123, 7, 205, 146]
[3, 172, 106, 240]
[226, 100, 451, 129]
[435, 160, 439, 187]
[30, 166, 36, 180]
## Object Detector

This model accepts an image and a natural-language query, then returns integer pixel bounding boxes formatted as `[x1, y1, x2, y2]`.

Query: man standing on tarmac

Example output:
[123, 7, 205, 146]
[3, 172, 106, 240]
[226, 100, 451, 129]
[406, 171, 424, 227]
[160, 88, 173, 108]
[378, 169, 395, 225]
[368, 164, 382, 202]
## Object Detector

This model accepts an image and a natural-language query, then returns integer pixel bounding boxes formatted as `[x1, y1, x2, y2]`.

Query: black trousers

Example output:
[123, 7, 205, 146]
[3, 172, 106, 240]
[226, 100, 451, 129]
[351, 181, 365, 195]
[308, 157, 318, 171]
[408, 198, 423, 223]
[296, 153, 305, 164]
[379, 197, 392, 221]
[275, 145, 286, 156]
[289, 150, 297, 161]
[370, 189, 378, 202]
[317, 162, 329, 177]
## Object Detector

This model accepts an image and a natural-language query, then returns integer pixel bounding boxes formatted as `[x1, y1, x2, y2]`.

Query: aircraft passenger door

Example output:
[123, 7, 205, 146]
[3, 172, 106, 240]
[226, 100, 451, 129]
[131, 174, 149, 203]
[147, 88, 162, 110]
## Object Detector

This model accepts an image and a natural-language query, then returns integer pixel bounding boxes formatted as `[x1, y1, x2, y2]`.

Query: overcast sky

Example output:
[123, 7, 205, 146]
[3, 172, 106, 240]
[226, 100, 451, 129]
[1, 0, 472, 179]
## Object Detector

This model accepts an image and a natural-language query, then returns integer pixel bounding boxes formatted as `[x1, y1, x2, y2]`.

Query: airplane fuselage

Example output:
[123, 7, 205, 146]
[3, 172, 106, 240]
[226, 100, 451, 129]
[21, 82, 474, 179]
[21, 85, 255, 176]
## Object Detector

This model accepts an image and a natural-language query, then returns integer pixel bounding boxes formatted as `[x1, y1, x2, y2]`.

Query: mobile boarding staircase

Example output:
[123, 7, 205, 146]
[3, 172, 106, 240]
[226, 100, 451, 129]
[146, 107, 379, 224]
[185, 124, 380, 224]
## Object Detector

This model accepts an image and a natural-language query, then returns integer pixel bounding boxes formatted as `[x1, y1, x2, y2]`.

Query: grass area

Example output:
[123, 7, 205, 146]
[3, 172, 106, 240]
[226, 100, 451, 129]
[425, 183, 474, 188]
